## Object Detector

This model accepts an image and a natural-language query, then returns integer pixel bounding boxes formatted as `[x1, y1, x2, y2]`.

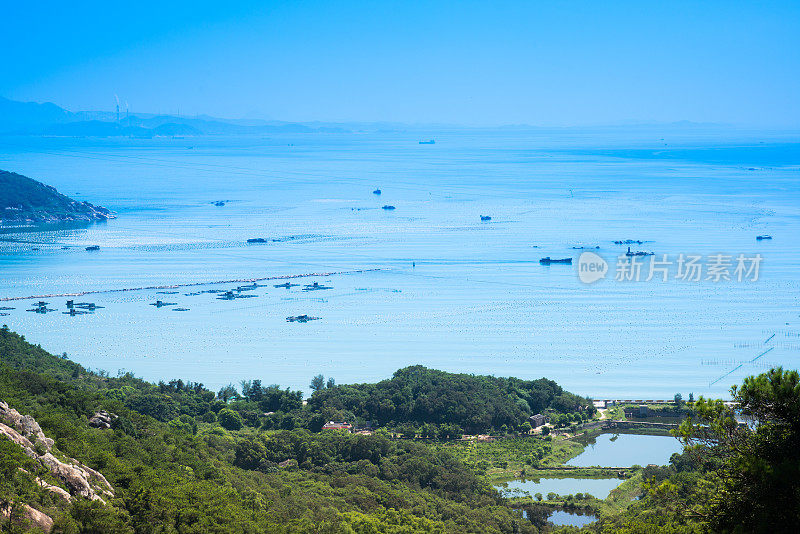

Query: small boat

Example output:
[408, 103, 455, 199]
[85, 245, 100, 251]
[247, 238, 267, 243]
[625, 247, 654, 257]
[172, 308, 190, 312]
[382, 205, 396, 210]
[373, 189, 381, 195]
[286, 314, 320, 323]
[539, 257, 573, 265]
[214, 201, 225, 207]
[480, 215, 492, 221]
[150, 300, 177, 307]
[756, 235, 772, 240]
[419, 139, 435, 145]
[613, 239, 643, 245]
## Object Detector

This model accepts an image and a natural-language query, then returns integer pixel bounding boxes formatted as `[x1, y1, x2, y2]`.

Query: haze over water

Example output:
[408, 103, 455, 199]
[1, 128, 798, 398]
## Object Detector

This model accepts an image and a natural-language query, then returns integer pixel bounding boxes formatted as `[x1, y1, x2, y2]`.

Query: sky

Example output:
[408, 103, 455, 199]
[2, 1, 799, 127]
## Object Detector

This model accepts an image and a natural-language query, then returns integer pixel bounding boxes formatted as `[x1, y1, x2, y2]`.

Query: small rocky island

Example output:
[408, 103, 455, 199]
[0, 169, 115, 225]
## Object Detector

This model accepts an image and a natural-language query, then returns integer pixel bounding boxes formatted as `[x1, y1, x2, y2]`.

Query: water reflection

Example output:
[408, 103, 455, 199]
[499, 477, 622, 499]
[567, 433, 682, 467]
[548, 509, 597, 527]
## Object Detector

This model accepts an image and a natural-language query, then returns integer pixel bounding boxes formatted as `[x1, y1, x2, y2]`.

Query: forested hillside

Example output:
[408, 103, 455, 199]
[0, 326, 573, 532]
[0, 170, 114, 225]
[306, 366, 594, 434]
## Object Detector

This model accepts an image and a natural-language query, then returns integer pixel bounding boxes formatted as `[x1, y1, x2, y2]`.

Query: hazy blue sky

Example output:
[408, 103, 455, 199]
[3, 1, 799, 126]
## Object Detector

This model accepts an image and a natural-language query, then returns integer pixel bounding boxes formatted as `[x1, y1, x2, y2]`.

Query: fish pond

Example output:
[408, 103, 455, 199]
[566, 432, 683, 467]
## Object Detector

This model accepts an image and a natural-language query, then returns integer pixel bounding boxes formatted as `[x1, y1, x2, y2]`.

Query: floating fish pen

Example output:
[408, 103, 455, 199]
[0, 268, 380, 302]
[27, 307, 56, 313]
[172, 308, 190, 312]
[274, 282, 299, 288]
[302, 282, 333, 291]
[75, 303, 103, 310]
[247, 238, 268, 243]
[614, 239, 644, 245]
[63, 309, 90, 316]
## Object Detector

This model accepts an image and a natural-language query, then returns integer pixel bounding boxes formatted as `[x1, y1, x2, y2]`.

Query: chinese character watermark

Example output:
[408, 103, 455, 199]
[578, 252, 763, 284]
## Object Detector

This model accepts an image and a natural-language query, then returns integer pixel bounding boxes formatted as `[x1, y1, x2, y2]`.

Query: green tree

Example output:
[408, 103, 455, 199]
[218, 408, 243, 431]
[309, 374, 325, 392]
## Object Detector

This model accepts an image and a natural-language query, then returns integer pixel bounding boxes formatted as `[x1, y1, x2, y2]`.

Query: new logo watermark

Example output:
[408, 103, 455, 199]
[578, 251, 608, 284]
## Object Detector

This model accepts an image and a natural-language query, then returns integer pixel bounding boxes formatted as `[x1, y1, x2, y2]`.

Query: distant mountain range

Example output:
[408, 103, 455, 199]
[1, 96, 737, 138]
[0, 97, 352, 137]
[0, 169, 115, 226]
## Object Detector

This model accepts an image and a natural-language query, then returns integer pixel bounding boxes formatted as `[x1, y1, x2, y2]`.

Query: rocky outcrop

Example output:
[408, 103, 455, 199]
[0, 401, 114, 503]
[0, 502, 54, 532]
[88, 410, 117, 429]
[0, 401, 54, 449]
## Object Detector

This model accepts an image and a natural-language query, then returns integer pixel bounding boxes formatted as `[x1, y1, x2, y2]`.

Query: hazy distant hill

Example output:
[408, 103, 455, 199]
[0, 96, 74, 134]
[0, 96, 351, 136]
[0, 170, 115, 225]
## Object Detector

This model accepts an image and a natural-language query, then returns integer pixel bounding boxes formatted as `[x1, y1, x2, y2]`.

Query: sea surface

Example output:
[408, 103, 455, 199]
[1, 129, 798, 397]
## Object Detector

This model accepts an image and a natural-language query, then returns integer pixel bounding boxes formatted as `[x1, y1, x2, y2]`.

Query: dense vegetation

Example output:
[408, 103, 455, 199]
[306, 366, 594, 434]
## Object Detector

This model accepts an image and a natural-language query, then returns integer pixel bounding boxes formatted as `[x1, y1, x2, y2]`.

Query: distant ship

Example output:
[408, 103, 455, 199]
[373, 188, 381, 195]
[419, 139, 435, 145]
[539, 257, 572, 265]
[382, 205, 396, 210]
[85, 245, 100, 251]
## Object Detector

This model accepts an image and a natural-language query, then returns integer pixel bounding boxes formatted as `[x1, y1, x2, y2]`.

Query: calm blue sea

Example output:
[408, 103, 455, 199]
[1, 129, 798, 398]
